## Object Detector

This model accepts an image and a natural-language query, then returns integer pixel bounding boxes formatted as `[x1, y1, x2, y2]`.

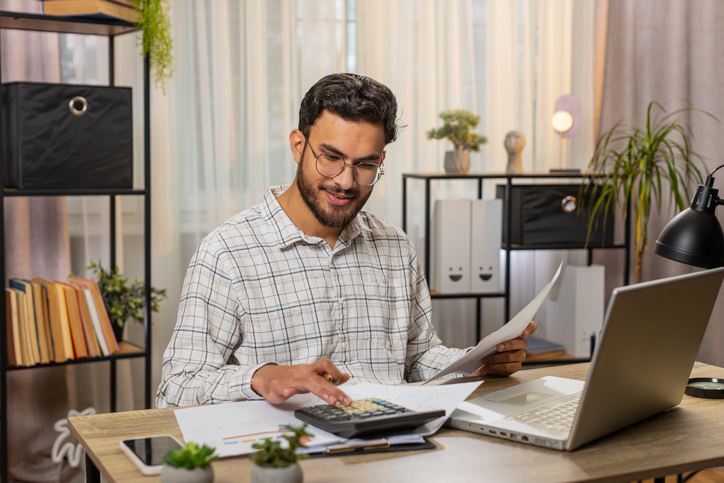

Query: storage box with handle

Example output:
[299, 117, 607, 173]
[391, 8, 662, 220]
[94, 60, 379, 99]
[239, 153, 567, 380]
[2, 82, 133, 190]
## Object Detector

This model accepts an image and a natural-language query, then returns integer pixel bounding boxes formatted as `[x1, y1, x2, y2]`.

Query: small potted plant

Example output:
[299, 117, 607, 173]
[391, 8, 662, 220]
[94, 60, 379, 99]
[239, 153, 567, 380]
[249, 424, 312, 483]
[161, 442, 218, 483]
[88, 261, 168, 341]
[427, 109, 488, 174]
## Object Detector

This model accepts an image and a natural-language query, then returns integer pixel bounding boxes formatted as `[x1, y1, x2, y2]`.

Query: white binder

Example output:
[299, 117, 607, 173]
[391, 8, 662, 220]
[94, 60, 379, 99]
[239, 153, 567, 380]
[470, 199, 502, 293]
[431, 199, 471, 293]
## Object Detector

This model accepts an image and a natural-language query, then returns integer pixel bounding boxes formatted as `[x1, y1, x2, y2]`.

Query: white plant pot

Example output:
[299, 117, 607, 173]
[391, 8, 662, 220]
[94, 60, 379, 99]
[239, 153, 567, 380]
[160, 464, 214, 483]
[251, 463, 303, 483]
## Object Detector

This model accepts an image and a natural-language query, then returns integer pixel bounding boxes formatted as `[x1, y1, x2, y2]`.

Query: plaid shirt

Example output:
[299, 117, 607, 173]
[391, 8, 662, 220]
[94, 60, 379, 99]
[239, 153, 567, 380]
[156, 185, 464, 408]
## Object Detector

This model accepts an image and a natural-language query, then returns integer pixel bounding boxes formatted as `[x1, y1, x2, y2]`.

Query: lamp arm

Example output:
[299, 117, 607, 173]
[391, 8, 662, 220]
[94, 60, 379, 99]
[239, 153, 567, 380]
[709, 163, 724, 178]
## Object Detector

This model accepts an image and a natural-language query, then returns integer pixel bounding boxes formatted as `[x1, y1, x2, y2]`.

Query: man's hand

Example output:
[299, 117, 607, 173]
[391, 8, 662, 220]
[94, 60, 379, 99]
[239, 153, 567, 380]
[470, 321, 538, 377]
[251, 359, 352, 406]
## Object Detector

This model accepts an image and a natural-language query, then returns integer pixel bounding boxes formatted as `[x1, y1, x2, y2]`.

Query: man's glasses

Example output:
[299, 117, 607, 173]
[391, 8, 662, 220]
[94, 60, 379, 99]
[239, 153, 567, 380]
[304, 137, 385, 187]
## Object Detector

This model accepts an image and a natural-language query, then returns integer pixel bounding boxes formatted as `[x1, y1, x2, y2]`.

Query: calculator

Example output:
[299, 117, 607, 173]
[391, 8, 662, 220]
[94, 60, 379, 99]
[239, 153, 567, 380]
[294, 398, 446, 438]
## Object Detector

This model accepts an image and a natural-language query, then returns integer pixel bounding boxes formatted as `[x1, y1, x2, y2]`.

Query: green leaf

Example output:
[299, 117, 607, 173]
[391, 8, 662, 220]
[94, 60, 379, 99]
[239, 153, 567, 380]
[584, 101, 718, 283]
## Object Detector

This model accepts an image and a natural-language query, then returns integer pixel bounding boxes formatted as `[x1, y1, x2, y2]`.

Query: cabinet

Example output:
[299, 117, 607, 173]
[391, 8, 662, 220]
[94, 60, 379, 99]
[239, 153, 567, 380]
[0, 11, 152, 483]
[402, 172, 630, 358]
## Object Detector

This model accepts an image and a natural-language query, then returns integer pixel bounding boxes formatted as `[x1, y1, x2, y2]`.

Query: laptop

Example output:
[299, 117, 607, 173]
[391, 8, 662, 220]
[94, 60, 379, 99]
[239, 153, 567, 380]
[447, 267, 724, 451]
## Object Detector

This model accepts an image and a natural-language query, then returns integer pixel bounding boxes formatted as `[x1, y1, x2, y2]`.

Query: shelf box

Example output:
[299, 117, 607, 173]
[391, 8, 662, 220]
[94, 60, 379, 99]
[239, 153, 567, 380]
[496, 184, 614, 246]
[2, 82, 133, 190]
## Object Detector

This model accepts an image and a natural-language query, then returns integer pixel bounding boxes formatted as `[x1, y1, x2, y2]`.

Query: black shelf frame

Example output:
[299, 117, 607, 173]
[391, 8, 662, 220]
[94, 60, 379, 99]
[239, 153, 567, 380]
[0, 11, 151, 483]
[402, 172, 631, 344]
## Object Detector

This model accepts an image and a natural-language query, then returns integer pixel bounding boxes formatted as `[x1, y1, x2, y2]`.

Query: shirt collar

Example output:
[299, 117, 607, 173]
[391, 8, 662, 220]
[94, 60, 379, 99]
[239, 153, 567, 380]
[261, 185, 372, 250]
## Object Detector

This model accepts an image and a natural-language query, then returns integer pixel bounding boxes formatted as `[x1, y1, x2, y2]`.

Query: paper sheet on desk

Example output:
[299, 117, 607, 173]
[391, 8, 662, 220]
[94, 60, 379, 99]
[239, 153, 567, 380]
[424, 261, 563, 384]
[173, 381, 480, 457]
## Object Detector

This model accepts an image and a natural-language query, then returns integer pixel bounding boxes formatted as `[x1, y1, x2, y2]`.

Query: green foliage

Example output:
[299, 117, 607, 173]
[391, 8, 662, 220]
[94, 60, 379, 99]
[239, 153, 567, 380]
[585, 101, 717, 283]
[427, 109, 488, 152]
[249, 424, 312, 468]
[88, 261, 168, 328]
[135, 0, 174, 94]
[164, 442, 218, 469]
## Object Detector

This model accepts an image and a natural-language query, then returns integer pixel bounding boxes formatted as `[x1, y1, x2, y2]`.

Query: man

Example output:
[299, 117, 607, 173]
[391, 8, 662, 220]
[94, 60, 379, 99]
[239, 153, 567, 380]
[156, 73, 536, 409]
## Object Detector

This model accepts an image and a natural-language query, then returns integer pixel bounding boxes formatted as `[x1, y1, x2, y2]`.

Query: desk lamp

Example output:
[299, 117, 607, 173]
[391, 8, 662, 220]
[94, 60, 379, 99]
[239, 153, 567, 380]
[654, 163, 724, 398]
[552, 110, 573, 169]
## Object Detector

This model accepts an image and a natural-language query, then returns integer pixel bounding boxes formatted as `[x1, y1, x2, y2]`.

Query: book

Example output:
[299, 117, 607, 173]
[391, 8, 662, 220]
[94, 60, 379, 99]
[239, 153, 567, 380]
[69, 277, 119, 353]
[16, 290, 35, 366]
[9, 279, 41, 365]
[57, 282, 89, 359]
[44, 0, 138, 6]
[67, 282, 102, 357]
[42, 0, 140, 23]
[31, 281, 54, 363]
[33, 277, 69, 362]
[5, 288, 23, 367]
[69, 281, 109, 356]
[54, 282, 75, 360]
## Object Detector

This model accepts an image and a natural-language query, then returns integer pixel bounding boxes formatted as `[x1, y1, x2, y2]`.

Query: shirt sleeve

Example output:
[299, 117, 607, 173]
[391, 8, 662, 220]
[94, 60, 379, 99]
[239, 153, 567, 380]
[155, 235, 272, 407]
[403, 239, 467, 382]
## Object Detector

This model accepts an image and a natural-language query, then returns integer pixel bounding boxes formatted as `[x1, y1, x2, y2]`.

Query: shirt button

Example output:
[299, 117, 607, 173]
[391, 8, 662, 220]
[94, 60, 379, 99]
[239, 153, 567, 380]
[349, 378, 357, 385]
[338, 298, 344, 305]
[341, 342, 347, 349]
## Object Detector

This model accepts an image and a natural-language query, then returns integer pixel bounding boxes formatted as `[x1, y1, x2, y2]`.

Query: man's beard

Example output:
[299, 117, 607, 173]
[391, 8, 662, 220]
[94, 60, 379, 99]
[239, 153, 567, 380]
[295, 153, 372, 229]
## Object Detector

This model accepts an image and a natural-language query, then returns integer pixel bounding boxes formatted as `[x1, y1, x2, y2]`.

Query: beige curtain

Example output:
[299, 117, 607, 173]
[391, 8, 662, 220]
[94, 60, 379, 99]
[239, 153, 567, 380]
[1, 0, 78, 481]
[597, 0, 724, 366]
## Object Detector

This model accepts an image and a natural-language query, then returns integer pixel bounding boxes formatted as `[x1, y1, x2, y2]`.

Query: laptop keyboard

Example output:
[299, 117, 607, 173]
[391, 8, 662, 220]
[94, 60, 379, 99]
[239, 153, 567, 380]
[506, 393, 582, 432]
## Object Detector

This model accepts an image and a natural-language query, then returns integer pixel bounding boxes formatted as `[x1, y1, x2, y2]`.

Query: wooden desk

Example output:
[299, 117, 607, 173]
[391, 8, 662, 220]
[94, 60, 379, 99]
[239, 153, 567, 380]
[68, 362, 724, 483]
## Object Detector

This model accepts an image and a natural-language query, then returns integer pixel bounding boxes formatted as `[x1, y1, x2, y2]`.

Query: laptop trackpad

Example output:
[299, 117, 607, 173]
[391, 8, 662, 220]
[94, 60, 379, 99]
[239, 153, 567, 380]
[488, 391, 553, 406]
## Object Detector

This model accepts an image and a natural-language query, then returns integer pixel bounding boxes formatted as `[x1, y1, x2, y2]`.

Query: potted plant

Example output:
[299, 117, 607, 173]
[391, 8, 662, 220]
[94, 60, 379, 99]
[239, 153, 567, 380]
[584, 101, 717, 283]
[161, 442, 218, 483]
[427, 109, 488, 174]
[249, 424, 312, 483]
[135, 0, 174, 93]
[88, 261, 168, 341]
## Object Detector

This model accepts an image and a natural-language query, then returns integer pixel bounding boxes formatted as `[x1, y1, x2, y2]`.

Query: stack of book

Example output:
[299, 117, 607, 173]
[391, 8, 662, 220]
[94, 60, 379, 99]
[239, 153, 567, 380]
[5, 276, 121, 367]
[42, 0, 140, 23]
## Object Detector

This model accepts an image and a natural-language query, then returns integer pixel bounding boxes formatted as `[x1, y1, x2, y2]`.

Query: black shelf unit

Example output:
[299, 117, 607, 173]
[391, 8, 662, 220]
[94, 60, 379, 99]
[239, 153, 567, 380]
[402, 172, 631, 344]
[0, 12, 151, 483]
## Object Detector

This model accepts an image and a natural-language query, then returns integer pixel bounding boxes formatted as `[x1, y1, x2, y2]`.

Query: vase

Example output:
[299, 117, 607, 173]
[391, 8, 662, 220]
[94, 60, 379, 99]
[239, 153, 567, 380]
[444, 149, 470, 174]
[160, 464, 214, 483]
[112, 322, 124, 343]
[251, 463, 303, 483]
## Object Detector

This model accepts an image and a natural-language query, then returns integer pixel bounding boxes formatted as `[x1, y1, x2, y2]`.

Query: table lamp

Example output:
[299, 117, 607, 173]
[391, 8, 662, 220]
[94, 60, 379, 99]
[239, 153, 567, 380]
[654, 165, 724, 268]
[654, 164, 724, 398]
[552, 110, 573, 168]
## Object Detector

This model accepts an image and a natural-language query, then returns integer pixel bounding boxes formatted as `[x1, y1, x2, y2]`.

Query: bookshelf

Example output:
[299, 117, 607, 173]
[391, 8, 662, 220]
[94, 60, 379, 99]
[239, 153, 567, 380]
[402, 172, 632, 363]
[0, 11, 151, 483]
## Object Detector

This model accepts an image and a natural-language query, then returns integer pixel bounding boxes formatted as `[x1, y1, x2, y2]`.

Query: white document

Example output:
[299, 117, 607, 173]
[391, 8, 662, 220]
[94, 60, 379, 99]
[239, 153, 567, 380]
[424, 261, 564, 383]
[173, 381, 480, 457]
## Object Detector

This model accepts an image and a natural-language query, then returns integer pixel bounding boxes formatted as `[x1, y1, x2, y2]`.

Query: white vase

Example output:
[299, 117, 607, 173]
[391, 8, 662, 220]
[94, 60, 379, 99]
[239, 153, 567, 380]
[160, 464, 214, 483]
[444, 149, 470, 174]
[251, 463, 303, 483]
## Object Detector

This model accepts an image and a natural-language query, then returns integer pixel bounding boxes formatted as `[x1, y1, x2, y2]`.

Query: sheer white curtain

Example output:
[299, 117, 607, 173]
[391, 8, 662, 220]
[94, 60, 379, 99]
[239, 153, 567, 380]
[141, 0, 600, 396]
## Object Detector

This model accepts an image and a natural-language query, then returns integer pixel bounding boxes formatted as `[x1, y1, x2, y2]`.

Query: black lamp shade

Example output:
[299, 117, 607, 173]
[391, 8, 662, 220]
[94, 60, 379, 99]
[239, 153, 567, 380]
[654, 207, 724, 268]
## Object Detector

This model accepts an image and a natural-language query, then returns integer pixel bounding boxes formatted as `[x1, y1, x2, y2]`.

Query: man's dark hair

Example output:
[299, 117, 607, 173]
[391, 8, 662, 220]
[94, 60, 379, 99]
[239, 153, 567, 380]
[298, 73, 400, 145]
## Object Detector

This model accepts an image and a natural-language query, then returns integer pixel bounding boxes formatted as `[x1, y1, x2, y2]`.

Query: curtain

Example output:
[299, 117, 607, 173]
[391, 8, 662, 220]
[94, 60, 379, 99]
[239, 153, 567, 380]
[598, 0, 724, 366]
[144, 0, 598, 369]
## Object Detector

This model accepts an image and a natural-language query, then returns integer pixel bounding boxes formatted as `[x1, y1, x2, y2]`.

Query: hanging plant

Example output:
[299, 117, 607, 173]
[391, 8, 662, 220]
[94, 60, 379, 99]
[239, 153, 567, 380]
[135, 0, 174, 94]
